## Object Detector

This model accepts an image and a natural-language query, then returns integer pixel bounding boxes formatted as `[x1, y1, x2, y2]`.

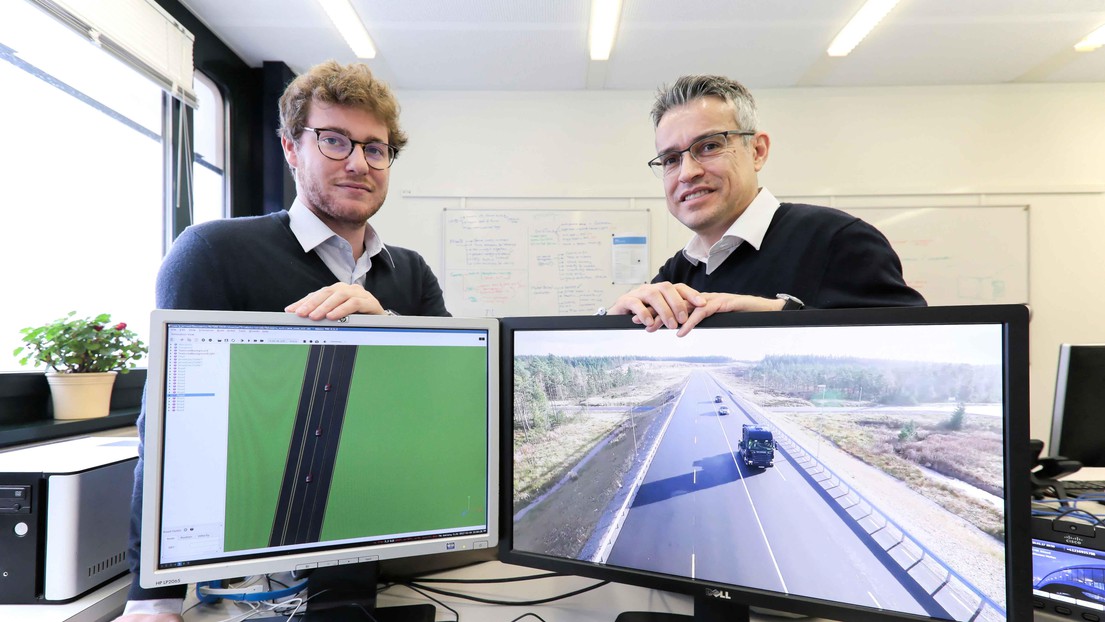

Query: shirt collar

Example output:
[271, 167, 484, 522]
[288, 197, 395, 268]
[682, 187, 781, 265]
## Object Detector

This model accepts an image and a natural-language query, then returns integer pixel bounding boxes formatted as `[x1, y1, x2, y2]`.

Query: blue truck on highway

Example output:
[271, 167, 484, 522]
[739, 425, 776, 468]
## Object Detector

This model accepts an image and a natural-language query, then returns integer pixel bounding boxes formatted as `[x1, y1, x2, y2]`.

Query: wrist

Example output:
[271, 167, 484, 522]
[775, 293, 805, 311]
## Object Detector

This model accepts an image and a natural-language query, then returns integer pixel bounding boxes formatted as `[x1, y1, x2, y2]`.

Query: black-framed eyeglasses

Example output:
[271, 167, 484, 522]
[646, 130, 755, 178]
[302, 127, 398, 170]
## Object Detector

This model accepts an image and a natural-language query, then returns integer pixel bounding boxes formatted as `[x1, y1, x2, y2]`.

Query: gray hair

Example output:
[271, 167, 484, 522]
[650, 75, 758, 133]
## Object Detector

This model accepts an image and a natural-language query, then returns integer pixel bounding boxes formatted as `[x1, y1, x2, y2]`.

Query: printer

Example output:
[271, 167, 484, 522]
[0, 435, 138, 603]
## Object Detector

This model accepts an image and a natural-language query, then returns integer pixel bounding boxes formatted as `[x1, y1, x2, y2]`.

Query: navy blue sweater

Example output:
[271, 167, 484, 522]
[156, 210, 449, 315]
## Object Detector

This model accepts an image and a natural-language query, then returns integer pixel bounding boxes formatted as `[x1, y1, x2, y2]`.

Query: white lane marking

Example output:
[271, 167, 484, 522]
[717, 417, 790, 595]
[868, 592, 882, 609]
[592, 379, 690, 563]
[692, 553, 697, 580]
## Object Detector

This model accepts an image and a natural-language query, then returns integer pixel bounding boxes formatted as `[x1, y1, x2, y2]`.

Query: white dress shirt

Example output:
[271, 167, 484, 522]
[287, 197, 395, 283]
[681, 187, 781, 275]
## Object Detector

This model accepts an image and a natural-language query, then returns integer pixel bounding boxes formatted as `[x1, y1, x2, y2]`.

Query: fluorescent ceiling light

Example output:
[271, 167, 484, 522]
[827, 0, 901, 57]
[317, 0, 376, 59]
[1074, 24, 1105, 52]
[589, 0, 623, 61]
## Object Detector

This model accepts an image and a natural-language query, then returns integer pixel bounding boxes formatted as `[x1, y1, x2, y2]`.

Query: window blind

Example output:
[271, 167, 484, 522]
[31, 0, 197, 106]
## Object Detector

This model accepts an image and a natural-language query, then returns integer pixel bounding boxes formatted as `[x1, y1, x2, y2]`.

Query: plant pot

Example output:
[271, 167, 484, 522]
[45, 371, 118, 420]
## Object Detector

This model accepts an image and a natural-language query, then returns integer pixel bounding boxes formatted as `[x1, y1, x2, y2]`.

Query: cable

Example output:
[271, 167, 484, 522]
[1033, 501, 1105, 526]
[402, 582, 461, 621]
[510, 614, 550, 622]
[403, 577, 611, 606]
[410, 572, 562, 585]
[196, 578, 307, 603]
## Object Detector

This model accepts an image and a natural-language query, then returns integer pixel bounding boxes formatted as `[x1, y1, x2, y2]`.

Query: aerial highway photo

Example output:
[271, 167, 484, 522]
[511, 323, 1007, 622]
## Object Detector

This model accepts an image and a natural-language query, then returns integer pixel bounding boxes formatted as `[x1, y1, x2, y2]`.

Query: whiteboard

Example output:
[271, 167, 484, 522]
[443, 209, 650, 317]
[842, 205, 1029, 306]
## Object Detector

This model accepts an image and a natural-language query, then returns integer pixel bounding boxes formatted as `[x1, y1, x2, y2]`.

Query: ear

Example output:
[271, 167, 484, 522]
[751, 131, 770, 172]
[281, 133, 299, 171]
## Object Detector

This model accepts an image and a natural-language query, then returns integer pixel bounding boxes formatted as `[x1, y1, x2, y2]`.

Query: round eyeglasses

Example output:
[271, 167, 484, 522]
[646, 130, 755, 178]
[303, 127, 398, 170]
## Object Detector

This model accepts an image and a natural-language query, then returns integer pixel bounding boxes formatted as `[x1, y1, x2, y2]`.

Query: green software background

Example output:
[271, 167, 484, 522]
[224, 343, 489, 552]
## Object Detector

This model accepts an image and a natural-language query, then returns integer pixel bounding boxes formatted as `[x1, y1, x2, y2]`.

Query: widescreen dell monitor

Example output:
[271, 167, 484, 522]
[1049, 344, 1105, 468]
[500, 305, 1031, 622]
[140, 310, 499, 621]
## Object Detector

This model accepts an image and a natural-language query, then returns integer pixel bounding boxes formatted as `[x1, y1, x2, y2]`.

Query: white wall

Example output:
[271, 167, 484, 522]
[374, 83, 1105, 445]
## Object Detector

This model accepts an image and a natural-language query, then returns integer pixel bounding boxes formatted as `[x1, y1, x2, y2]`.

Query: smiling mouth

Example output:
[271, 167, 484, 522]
[681, 189, 712, 203]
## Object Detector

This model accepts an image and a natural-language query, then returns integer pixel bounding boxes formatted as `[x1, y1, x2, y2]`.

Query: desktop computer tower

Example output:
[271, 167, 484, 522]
[0, 435, 138, 603]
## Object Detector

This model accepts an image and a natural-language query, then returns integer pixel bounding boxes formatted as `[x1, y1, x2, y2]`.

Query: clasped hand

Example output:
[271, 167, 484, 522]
[607, 282, 784, 337]
[285, 283, 386, 320]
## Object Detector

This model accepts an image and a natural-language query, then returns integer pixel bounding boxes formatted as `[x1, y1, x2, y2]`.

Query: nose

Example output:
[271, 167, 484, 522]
[676, 151, 704, 182]
[344, 145, 372, 174]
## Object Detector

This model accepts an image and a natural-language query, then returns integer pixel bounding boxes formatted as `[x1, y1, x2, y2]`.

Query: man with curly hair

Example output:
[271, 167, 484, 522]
[115, 61, 446, 622]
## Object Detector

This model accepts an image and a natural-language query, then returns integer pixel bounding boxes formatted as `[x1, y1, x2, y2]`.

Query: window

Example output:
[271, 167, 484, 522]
[191, 71, 227, 224]
[0, 1, 166, 371]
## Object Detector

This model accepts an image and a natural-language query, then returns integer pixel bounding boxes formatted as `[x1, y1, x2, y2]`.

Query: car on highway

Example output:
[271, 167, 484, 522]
[714, 395, 722, 403]
[718, 405, 730, 415]
[324, 383, 332, 392]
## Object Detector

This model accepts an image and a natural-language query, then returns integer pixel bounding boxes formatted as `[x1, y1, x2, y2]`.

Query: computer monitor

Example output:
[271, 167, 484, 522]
[499, 305, 1031, 622]
[1049, 344, 1105, 468]
[140, 310, 499, 620]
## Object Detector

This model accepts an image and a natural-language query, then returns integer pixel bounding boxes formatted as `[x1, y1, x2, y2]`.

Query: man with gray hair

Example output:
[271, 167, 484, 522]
[606, 74, 924, 336]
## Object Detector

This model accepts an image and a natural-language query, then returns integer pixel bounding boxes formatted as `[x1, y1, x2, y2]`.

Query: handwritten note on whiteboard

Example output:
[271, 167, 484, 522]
[843, 205, 1028, 305]
[442, 209, 650, 317]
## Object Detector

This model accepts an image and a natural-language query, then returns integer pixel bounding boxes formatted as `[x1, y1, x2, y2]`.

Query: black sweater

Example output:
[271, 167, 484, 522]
[655, 203, 926, 308]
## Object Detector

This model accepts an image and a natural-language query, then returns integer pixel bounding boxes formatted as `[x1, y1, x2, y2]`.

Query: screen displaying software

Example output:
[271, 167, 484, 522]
[1032, 535, 1105, 612]
[156, 321, 491, 570]
[510, 321, 1010, 622]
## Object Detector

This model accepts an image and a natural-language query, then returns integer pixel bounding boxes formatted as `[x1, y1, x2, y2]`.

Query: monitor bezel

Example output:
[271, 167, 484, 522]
[498, 304, 1032, 622]
[1048, 343, 1105, 467]
[140, 309, 500, 589]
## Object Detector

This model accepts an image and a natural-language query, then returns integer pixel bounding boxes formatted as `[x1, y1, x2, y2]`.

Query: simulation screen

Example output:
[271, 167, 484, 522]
[156, 322, 491, 570]
[510, 322, 1009, 622]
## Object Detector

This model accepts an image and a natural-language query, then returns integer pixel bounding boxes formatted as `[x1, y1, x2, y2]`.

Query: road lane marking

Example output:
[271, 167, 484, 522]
[868, 592, 882, 609]
[692, 553, 696, 580]
[717, 418, 790, 595]
[591, 379, 690, 563]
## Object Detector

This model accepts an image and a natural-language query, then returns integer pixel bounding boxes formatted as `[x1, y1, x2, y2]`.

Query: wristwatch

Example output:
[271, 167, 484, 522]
[776, 293, 805, 311]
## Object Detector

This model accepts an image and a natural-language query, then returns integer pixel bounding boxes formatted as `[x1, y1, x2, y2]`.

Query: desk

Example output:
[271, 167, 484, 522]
[0, 574, 128, 622]
[182, 561, 694, 622]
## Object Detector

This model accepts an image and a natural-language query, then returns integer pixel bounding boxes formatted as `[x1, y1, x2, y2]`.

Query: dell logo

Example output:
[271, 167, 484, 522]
[705, 588, 731, 600]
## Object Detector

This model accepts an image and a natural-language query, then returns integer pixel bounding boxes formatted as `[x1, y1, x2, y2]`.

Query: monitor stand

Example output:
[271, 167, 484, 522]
[615, 595, 750, 622]
[254, 561, 435, 621]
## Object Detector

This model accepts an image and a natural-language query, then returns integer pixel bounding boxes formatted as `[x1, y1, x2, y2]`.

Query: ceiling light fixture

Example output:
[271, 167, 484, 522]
[1074, 24, 1105, 52]
[589, 0, 623, 61]
[826, 0, 901, 57]
[317, 0, 376, 59]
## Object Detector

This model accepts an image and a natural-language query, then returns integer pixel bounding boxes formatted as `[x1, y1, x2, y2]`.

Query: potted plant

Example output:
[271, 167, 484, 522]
[14, 311, 147, 420]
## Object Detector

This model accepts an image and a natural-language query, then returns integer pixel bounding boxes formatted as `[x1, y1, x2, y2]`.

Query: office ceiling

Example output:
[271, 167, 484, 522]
[178, 0, 1105, 89]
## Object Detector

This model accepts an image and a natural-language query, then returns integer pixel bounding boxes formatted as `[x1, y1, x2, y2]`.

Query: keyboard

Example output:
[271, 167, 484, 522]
[1060, 479, 1105, 496]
